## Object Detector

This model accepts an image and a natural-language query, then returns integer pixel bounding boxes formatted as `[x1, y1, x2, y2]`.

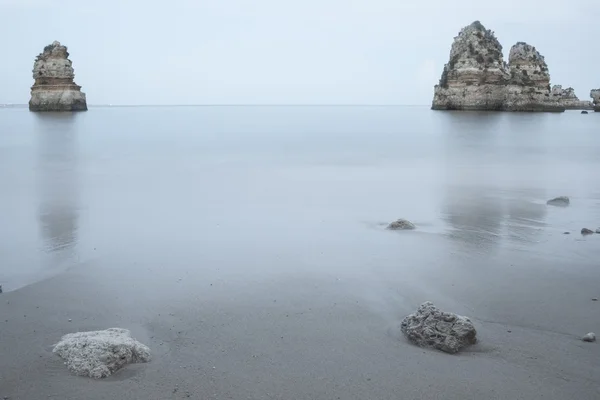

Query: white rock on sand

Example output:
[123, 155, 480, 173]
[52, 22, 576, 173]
[53, 328, 151, 378]
[582, 332, 596, 342]
[400, 302, 477, 354]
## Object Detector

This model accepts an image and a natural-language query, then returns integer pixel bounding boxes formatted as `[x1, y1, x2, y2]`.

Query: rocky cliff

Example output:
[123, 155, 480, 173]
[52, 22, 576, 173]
[432, 22, 563, 112]
[29, 41, 87, 112]
[551, 85, 593, 109]
[591, 89, 600, 112]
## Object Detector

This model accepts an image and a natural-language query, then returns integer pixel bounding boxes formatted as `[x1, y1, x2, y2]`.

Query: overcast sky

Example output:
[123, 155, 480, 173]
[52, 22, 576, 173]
[0, 0, 598, 105]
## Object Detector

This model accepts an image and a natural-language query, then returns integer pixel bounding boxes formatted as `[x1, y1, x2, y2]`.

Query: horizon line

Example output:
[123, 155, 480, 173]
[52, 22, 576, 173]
[1, 103, 430, 107]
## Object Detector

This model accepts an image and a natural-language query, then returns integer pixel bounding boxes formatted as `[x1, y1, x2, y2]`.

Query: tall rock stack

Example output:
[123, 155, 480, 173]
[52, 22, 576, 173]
[432, 21, 509, 111]
[432, 22, 564, 112]
[591, 89, 600, 112]
[29, 41, 87, 112]
[551, 85, 593, 110]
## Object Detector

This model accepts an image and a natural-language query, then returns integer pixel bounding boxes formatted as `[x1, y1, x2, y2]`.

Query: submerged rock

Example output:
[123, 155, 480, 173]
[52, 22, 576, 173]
[551, 85, 593, 110]
[53, 328, 150, 378]
[387, 219, 416, 230]
[581, 228, 594, 235]
[400, 302, 477, 354]
[29, 41, 87, 112]
[546, 196, 570, 206]
[591, 89, 600, 112]
[432, 22, 563, 112]
[582, 332, 596, 342]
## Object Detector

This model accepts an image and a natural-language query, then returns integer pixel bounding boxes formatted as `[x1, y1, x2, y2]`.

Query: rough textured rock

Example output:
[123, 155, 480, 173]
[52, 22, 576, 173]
[432, 22, 563, 112]
[546, 196, 570, 206]
[29, 41, 87, 112]
[581, 228, 594, 235]
[387, 219, 416, 230]
[53, 328, 150, 378]
[591, 89, 600, 112]
[400, 302, 477, 353]
[551, 86, 593, 110]
[582, 332, 596, 342]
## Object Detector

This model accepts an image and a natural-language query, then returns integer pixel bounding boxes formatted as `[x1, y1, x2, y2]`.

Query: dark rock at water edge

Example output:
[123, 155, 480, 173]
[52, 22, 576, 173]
[400, 302, 477, 354]
[546, 196, 570, 206]
[596, 228, 600, 234]
[581, 228, 594, 235]
[581, 110, 588, 114]
[386, 219, 416, 230]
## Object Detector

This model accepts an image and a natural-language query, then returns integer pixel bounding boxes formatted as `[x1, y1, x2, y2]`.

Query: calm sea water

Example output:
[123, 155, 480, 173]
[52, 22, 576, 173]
[0, 106, 599, 293]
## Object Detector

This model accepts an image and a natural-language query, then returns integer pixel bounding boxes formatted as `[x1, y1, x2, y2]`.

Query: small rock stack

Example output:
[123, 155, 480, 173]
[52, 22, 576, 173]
[29, 41, 87, 112]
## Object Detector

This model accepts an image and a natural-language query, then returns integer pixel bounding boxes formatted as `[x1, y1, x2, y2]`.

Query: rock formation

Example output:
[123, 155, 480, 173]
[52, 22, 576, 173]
[387, 219, 416, 230]
[582, 332, 596, 342]
[546, 196, 570, 207]
[551, 85, 593, 109]
[432, 22, 563, 112]
[53, 328, 151, 378]
[591, 89, 600, 112]
[400, 302, 477, 354]
[29, 41, 87, 112]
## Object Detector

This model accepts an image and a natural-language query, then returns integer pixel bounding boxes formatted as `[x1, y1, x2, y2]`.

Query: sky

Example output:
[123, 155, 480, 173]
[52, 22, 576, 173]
[0, 0, 598, 105]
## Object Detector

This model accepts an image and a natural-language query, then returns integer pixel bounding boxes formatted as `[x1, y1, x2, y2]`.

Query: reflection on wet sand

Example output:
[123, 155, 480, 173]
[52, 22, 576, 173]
[34, 113, 80, 267]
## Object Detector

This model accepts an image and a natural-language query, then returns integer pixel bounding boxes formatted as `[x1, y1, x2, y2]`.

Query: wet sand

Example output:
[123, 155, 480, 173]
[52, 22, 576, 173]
[1, 226, 599, 399]
[1, 107, 600, 398]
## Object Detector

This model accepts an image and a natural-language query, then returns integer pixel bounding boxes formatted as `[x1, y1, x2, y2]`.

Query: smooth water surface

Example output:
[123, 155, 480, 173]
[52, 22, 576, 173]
[1, 106, 599, 294]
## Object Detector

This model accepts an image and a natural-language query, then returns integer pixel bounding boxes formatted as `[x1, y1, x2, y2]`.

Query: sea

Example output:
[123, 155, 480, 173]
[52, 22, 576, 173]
[0, 105, 599, 294]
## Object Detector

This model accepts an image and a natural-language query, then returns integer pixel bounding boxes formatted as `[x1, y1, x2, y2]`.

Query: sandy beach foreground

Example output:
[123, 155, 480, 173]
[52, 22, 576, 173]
[1, 236, 599, 400]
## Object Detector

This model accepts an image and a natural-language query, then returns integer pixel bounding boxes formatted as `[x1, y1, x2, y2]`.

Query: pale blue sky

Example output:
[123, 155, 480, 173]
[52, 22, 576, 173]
[0, 0, 598, 105]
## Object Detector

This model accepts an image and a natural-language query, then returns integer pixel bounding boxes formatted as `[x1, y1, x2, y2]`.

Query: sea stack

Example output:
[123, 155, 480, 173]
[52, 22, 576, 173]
[591, 89, 600, 112]
[29, 41, 87, 112]
[551, 86, 593, 110]
[432, 22, 564, 112]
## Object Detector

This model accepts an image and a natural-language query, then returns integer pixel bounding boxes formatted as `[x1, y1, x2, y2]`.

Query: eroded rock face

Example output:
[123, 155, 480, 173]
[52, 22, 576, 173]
[53, 328, 151, 378]
[551, 85, 593, 110]
[400, 302, 477, 354]
[591, 89, 600, 112]
[432, 22, 563, 112]
[29, 41, 87, 112]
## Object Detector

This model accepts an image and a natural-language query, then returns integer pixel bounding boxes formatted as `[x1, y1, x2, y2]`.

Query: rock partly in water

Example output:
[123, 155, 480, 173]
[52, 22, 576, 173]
[387, 219, 416, 230]
[400, 302, 477, 354]
[432, 22, 563, 112]
[546, 196, 570, 206]
[551, 85, 593, 110]
[591, 89, 600, 112]
[581, 228, 594, 235]
[596, 228, 600, 234]
[582, 332, 596, 342]
[582, 110, 588, 114]
[29, 41, 87, 112]
[53, 328, 151, 378]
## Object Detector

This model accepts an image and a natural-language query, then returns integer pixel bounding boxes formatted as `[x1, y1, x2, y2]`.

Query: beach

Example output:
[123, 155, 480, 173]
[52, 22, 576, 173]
[1, 106, 599, 399]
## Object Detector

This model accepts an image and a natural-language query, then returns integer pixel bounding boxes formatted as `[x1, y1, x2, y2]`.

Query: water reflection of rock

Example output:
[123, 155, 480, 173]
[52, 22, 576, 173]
[35, 113, 79, 260]
[442, 186, 548, 253]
